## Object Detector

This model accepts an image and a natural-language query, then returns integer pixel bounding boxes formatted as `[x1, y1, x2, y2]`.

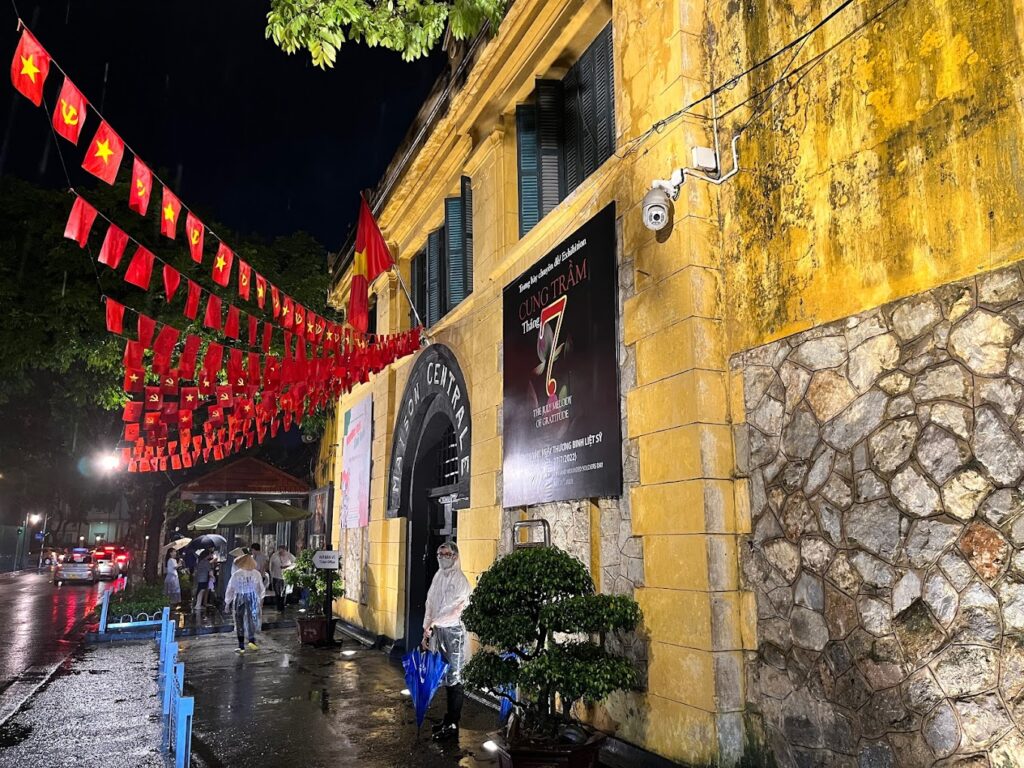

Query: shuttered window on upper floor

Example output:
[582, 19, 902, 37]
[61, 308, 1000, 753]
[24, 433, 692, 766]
[410, 177, 474, 329]
[516, 23, 615, 238]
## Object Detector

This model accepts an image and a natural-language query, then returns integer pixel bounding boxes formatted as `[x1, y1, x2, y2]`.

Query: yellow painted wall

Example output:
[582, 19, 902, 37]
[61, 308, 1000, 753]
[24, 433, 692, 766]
[710, 0, 1024, 353]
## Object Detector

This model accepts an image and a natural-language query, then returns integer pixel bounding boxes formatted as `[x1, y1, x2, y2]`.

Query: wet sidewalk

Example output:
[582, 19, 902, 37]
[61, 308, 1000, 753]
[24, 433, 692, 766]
[177, 628, 502, 768]
[0, 641, 164, 767]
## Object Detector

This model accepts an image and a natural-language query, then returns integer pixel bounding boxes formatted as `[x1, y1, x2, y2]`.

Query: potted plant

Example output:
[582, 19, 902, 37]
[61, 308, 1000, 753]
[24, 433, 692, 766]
[284, 549, 344, 644]
[462, 546, 642, 768]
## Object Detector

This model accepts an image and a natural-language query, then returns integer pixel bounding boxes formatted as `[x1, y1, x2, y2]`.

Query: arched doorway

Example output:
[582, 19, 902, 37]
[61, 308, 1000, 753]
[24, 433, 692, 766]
[386, 344, 471, 651]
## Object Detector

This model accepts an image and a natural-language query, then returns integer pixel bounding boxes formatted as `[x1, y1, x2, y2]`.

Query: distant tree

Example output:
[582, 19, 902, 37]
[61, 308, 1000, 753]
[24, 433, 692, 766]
[265, 0, 508, 66]
[0, 175, 334, 539]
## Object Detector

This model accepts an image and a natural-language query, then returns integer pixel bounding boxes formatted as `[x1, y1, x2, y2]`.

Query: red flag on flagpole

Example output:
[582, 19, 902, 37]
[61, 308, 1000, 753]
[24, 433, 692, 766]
[53, 76, 87, 144]
[10, 29, 50, 106]
[349, 195, 394, 332]
[81, 121, 125, 184]
[63, 196, 98, 247]
[129, 158, 153, 216]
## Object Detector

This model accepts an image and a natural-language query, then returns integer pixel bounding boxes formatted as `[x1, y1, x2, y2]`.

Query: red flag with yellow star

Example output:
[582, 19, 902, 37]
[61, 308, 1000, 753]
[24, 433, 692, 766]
[10, 29, 49, 106]
[255, 273, 267, 309]
[212, 243, 233, 286]
[185, 212, 204, 263]
[349, 195, 394, 332]
[53, 76, 86, 144]
[129, 157, 152, 215]
[160, 187, 181, 239]
[82, 121, 124, 184]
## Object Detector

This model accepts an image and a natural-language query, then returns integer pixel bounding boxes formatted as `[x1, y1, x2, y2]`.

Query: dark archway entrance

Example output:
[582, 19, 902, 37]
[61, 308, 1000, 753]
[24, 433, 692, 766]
[386, 344, 471, 652]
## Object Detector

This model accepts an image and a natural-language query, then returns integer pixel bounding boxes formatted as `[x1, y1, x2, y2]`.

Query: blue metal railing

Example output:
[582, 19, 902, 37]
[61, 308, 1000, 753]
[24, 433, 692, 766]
[98, 581, 164, 633]
[157, 609, 194, 768]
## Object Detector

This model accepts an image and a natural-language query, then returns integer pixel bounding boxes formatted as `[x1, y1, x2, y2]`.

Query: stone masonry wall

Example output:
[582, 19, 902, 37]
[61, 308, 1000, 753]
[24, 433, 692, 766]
[732, 265, 1024, 767]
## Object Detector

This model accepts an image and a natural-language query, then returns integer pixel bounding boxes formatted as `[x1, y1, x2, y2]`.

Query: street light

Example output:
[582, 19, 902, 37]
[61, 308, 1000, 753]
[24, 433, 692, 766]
[96, 453, 120, 473]
[28, 513, 41, 525]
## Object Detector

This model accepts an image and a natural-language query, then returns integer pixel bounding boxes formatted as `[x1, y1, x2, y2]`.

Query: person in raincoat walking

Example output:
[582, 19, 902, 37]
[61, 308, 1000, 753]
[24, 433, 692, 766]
[164, 549, 181, 606]
[225, 553, 265, 654]
[422, 541, 472, 742]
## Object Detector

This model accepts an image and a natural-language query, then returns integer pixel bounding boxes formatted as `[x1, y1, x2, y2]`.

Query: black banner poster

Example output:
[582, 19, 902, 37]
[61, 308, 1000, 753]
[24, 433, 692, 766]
[502, 203, 622, 507]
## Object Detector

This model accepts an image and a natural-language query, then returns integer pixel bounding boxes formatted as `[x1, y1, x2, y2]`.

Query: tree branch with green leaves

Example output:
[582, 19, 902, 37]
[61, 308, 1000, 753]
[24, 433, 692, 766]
[265, 0, 509, 66]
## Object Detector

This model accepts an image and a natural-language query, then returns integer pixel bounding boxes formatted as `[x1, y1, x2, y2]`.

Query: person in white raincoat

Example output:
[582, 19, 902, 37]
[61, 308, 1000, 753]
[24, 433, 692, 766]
[225, 554, 266, 654]
[422, 541, 473, 741]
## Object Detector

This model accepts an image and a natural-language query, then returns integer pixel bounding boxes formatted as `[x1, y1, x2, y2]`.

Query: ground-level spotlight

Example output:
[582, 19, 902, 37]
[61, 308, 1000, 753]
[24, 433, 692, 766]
[341, 649, 357, 657]
[400, 688, 411, 696]
[482, 740, 499, 752]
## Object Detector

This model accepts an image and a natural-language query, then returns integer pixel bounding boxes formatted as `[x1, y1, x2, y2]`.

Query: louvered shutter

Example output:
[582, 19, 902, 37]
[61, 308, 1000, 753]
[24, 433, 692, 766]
[411, 253, 427, 328]
[593, 24, 616, 162]
[563, 66, 583, 193]
[461, 176, 473, 296]
[445, 196, 466, 310]
[426, 229, 446, 326]
[536, 79, 565, 216]
[516, 105, 540, 237]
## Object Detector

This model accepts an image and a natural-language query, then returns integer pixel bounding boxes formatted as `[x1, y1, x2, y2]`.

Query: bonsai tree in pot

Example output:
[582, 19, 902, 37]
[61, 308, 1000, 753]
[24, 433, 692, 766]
[284, 549, 344, 644]
[462, 546, 641, 767]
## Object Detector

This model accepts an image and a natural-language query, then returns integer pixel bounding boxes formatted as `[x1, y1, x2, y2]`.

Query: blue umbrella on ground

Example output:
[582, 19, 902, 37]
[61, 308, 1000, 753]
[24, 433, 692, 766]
[402, 646, 449, 732]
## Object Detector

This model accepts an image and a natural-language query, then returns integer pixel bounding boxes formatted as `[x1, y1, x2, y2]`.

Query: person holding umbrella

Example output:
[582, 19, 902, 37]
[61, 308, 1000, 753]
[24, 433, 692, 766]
[225, 553, 266, 654]
[422, 541, 472, 742]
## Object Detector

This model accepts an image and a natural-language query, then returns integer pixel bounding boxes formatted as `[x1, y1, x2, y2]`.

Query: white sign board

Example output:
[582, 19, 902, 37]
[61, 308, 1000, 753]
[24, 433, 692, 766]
[313, 550, 340, 570]
[341, 394, 373, 528]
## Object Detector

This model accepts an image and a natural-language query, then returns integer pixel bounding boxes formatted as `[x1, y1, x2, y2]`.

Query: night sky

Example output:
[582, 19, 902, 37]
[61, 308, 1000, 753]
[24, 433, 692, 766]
[1, 0, 443, 247]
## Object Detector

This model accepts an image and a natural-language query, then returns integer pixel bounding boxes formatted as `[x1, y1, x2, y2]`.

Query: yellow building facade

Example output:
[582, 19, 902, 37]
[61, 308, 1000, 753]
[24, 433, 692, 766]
[321, 0, 1024, 764]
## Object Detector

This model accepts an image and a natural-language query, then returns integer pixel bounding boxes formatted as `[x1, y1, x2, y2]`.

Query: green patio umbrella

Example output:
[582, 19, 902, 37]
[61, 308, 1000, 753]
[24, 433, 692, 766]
[187, 499, 310, 531]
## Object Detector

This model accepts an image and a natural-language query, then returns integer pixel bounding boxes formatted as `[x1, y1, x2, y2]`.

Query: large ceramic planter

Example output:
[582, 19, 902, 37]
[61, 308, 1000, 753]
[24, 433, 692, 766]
[489, 729, 605, 768]
[296, 615, 328, 644]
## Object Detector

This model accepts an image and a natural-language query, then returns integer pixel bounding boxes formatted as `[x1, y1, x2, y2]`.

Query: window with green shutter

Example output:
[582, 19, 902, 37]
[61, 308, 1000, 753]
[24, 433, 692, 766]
[444, 176, 473, 312]
[411, 251, 427, 328]
[426, 228, 446, 326]
[516, 23, 616, 237]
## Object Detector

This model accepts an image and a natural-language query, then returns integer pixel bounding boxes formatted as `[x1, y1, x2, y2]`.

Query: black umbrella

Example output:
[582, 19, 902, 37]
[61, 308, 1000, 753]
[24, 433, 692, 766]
[184, 533, 228, 552]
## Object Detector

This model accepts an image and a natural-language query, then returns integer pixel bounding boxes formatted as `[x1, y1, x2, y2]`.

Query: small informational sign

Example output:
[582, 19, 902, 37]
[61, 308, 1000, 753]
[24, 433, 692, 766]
[312, 550, 340, 570]
[33, 532, 44, 541]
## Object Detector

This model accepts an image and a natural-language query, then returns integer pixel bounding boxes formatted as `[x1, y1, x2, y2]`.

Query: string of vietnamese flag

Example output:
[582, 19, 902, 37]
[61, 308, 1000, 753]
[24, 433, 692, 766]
[11, 23, 414, 473]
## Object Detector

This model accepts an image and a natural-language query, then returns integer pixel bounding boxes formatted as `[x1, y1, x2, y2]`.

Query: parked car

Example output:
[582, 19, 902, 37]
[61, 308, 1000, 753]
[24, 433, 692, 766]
[54, 550, 96, 585]
[90, 549, 119, 580]
[95, 544, 131, 575]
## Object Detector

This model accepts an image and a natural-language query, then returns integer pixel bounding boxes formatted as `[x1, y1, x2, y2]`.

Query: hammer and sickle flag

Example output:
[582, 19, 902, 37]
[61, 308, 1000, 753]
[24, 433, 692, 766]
[82, 120, 124, 184]
[53, 76, 87, 144]
[349, 194, 394, 333]
[10, 29, 50, 106]
[185, 211, 204, 263]
[129, 157, 153, 216]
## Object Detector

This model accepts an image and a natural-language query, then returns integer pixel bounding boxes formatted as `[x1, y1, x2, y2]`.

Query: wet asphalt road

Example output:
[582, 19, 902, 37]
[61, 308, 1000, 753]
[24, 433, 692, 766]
[179, 629, 502, 768]
[0, 571, 118, 719]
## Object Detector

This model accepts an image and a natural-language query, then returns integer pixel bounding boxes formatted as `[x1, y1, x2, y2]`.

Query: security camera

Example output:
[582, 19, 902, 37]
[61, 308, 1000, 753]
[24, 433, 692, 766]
[642, 185, 673, 232]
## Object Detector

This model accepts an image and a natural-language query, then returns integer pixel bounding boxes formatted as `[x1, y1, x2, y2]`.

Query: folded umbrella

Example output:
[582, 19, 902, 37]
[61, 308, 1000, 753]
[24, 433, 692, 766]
[402, 646, 449, 731]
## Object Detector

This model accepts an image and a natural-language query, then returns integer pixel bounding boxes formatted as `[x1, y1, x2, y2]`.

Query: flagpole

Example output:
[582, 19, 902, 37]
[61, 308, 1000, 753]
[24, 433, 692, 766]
[391, 264, 427, 340]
